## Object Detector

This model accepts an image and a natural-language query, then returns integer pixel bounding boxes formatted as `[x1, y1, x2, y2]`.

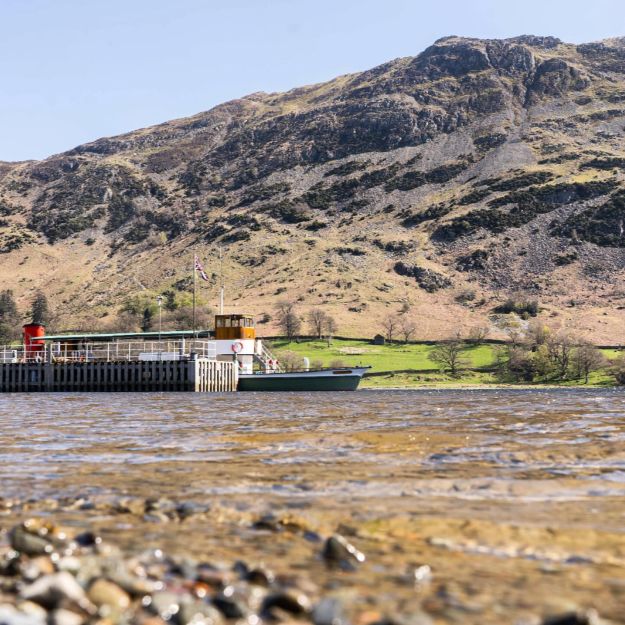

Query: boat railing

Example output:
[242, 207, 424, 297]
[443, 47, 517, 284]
[0, 339, 217, 363]
[256, 342, 284, 373]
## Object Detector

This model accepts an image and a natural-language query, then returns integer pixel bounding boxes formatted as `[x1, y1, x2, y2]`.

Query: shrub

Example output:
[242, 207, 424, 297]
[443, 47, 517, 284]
[494, 298, 539, 317]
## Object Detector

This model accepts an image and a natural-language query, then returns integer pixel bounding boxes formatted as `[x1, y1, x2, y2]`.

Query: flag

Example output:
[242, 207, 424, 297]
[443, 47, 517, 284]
[194, 255, 209, 281]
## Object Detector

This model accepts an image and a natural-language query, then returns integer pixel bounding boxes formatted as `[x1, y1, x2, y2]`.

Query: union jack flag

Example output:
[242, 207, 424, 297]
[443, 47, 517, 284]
[194, 255, 209, 282]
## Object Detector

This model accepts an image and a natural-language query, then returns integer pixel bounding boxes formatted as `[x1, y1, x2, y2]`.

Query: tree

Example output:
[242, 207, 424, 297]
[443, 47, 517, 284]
[0, 289, 19, 343]
[526, 320, 550, 348]
[323, 314, 338, 346]
[163, 290, 178, 311]
[611, 355, 625, 385]
[468, 325, 489, 345]
[381, 315, 400, 342]
[307, 308, 327, 339]
[572, 342, 605, 384]
[399, 317, 417, 343]
[429, 335, 468, 377]
[0, 289, 18, 321]
[503, 346, 536, 382]
[547, 332, 574, 380]
[278, 350, 305, 372]
[275, 300, 301, 341]
[30, 291, 49, 325]
[141, 307, 154, 332]
[162, 305, 213, 331]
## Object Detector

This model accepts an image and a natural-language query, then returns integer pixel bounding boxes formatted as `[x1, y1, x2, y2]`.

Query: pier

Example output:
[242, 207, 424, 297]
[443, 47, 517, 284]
[0, 336, 238, 393]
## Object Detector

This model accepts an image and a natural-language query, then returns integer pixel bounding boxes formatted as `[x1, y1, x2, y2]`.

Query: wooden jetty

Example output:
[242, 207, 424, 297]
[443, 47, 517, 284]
[0, 359, 237, 393]
[0, 329, 238, 393]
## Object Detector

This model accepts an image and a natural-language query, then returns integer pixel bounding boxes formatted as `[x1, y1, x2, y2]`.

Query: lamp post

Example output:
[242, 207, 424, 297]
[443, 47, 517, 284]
[156, 295, 163, 345]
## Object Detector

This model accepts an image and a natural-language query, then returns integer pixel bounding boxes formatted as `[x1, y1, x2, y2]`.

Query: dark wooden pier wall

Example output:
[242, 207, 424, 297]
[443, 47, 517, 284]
[0, 359, 237, 392]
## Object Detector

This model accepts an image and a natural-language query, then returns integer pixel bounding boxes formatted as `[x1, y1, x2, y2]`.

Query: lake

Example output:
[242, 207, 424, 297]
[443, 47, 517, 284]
[1, 389, 624, 623]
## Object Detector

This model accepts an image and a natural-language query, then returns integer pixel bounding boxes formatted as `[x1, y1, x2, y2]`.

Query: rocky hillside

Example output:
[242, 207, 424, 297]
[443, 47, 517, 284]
[3, 35, 625, 340]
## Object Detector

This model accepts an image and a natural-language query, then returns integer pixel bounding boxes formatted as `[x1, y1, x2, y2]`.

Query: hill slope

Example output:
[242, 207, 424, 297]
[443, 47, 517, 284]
[3, 35, 625, 340]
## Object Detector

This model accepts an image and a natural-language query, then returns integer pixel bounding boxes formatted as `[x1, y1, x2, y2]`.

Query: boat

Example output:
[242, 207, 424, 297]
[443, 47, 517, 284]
[238, 366, 370, 392]
[1, 311, 369, 392]
[213, 313, 370, 391]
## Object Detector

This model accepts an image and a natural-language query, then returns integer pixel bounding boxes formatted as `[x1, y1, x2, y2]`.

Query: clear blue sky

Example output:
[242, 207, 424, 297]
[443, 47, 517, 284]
[1, 0, 624, 162]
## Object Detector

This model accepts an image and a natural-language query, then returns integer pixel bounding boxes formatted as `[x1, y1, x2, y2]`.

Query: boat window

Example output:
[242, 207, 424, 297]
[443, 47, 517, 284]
[216, 319, 224, 328]
[224, 318, 231, 327]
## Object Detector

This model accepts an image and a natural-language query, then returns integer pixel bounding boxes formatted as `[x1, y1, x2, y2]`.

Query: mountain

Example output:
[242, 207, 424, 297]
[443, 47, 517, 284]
[2, 35, 625, 341]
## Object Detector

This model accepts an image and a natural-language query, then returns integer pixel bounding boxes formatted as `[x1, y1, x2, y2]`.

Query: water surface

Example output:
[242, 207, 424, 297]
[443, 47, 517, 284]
[1, 389, 624, 622]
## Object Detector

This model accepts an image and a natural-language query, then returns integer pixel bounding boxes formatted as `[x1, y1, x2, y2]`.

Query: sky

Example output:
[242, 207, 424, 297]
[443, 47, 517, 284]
[1, 0, 624, 162]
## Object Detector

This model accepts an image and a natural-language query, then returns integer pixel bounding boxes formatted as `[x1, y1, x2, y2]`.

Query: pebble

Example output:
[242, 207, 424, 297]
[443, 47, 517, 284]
[49, 609, 85, 625]
[542, 610, 602, 625]
[19, 556, 55, 581]
[10, 525, 53, 557]
[412, 565, 432, 584]
[21, 572, 93, 611]
[245, 567, 275, 587]
[261, 591, 311, 619]
[0, 605, 46, 625]
[177, 599, 224, 625]
[148, 591, 182, 621]
[88, 578, 131, 611]
[322, 535, 366, 569]
[313, 598, 345, 625]
[212, 589, 249, 619]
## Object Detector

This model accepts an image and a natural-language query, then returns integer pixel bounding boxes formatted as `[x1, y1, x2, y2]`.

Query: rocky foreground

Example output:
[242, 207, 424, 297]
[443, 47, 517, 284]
[0, 502, 615, 625]
[2, 391, 624, 625]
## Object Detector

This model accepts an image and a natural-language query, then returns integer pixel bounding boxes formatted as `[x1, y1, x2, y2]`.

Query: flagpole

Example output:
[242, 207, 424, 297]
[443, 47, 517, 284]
[219, 246, 224, 315]
[192, 253, 197, 338]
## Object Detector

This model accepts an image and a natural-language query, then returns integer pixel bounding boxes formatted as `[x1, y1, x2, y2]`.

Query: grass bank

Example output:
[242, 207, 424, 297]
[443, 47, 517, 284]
[269, 337, 618, 388]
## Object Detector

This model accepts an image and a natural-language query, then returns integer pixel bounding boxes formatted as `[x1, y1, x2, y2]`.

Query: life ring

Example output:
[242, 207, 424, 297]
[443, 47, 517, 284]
[231, 341, 244, 353]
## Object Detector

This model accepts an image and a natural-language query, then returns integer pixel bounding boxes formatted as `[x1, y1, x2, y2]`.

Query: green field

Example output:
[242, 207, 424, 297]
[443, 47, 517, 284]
[270, 338, 620, 388]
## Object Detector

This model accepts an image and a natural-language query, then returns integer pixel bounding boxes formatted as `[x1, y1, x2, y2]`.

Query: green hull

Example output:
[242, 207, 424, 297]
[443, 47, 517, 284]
[238, 369, 366, 392]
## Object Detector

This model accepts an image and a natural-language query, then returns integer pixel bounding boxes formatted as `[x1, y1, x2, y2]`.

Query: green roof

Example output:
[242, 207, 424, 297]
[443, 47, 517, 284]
[41, 330, 212, 342]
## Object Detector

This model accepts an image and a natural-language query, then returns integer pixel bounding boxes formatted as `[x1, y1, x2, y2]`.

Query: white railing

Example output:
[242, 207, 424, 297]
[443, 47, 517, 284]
[256, 343, 284, 372]
[0, 339, 217, 363]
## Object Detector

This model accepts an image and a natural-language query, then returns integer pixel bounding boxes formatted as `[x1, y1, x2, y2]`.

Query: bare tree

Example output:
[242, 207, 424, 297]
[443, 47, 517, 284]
[526, 321, 551, 348]
[278, 350, 305, 372]
[381, 315, 400, 342]
[399, 317, 417, 343]
[429, 335, 468, 377]
[572, 342, 606, 383]
[500, 345, 536, 382]
[323, 314, 338, 346]
[547, 332, 574, 380]
[307, 308, 327, 339]
[611, 355, 625, 385]
[275, 300, 302, 342]
[468, 325, 489, 345]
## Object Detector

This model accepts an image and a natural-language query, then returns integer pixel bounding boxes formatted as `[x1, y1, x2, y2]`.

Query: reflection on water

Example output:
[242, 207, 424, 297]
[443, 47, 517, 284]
[2, 389, 625, 623]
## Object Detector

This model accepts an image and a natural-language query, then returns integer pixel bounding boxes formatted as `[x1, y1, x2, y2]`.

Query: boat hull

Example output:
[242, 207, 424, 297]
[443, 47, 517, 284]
[237, 367, 368, 392]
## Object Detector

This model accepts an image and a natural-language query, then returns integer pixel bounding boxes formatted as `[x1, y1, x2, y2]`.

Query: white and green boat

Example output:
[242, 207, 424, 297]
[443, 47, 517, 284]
[213, 313, 370, 392]
[238, 366, 370, 392]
